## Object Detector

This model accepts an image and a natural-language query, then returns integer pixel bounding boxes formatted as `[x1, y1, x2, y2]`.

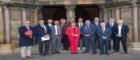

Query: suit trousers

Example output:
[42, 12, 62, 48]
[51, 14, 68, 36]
[51, 35, 62, 52]
[115, 37, 127, 52]
[39, 40, 50, 55]
[99, 39, 109, 54]
[83, 37, 96, 53]
[21, 46, 32, 58]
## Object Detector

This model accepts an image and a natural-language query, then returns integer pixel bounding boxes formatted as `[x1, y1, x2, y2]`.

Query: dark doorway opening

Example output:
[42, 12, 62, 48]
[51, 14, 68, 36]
[75, 5, 100, 22]
[42, 5, 66, 22]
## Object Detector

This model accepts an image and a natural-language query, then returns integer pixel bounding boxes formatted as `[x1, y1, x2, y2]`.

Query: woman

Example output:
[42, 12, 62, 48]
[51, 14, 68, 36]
[66, 22, 81, 54]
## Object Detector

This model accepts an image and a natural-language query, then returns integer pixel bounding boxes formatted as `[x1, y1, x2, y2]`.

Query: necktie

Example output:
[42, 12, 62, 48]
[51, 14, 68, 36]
[86, 25, 89, 34]
[102, 28, 105, 33]
[57, 26, 60, 35]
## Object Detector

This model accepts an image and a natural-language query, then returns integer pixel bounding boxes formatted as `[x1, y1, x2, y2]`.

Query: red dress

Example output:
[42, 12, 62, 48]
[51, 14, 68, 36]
[66, 26, 81, 53]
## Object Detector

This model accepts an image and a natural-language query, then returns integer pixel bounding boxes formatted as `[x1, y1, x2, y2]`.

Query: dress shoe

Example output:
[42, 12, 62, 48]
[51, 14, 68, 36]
[55, 51, 61, 54]
[92, 52, 97, 55]
[82, 51, 89, 53]
[124, 52, 128, 54]
[105, 53, 109, 55]
[21, 58, 26, 60]
[26, 56, 33, 59]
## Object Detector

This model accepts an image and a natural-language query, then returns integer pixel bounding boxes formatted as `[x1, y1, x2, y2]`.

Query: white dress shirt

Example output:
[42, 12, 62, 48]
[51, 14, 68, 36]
[118, 25, 122, 35]
[48, 24, 52, 27]
[54, 25, 60, 35]
[78, 22, 83, 28]
[41, 25, 47, 32]
[110, 22, 114, 27]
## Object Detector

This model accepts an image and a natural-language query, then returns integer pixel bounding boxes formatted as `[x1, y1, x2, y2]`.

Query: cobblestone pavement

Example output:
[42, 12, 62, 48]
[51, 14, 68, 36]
[0, 50, 140, 60]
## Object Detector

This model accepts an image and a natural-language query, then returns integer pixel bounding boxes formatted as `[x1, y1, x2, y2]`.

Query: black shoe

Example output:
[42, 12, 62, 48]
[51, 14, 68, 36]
[82, 51, 89, 53]
[55, 51, 61, 54]
[124, 51, 128, 54]
[52, 52, 55, 54]
[100, 53, 104, 55]
[105, 53, 109, 55]
[92, 52, 97, 55]
[40, 54, 45, 56]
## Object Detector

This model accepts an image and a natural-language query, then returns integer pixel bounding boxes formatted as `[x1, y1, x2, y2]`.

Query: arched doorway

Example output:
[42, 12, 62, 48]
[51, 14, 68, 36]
[75, 5, 100, 22]
[42, 5, 66, 22]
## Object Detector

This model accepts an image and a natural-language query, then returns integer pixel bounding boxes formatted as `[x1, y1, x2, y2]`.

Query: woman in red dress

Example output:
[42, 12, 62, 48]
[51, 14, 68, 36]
[66, 22, 81, 54]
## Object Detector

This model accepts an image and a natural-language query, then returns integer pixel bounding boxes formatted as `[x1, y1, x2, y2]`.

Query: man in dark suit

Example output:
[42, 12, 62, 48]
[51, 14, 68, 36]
[113, 20, 129, 54]
[60, 18, 70, 50]
[34, 19, 51, 56]
[51, 20, 62, 54]
[81, 20, 97, 55]
[97, 22, 111, 55]
[18, 20, 34, 60]
[106, 18, 117, 50]
[93, 17, 100, 50]
[77, 17, 84, 50]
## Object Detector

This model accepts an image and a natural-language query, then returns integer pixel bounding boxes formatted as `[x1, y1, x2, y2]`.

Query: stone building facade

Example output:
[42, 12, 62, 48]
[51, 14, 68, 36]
[0, 0, 140, 51]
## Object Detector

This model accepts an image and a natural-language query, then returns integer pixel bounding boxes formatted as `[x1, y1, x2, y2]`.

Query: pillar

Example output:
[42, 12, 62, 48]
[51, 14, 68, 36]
[4, 6, 10, 44]
[65, 5, 76, 22]
[131, 3, 140, 51]
[33, 7, 39, 25]
[116, 8, 120, 20]
[0, 5, 4, 43]
[22, 8, 27, 25]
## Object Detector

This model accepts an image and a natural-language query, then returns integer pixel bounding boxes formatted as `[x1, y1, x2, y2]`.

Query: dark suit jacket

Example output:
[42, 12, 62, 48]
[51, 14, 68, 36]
[51, 25, 62, 37]
[34, 24, 51, 44]
[81, 24, 96, 38]
[97, 27, 111, 40]
[113, 24, 129, 40]
[106, 23, 117, 37]
[18, 26, 33, 47]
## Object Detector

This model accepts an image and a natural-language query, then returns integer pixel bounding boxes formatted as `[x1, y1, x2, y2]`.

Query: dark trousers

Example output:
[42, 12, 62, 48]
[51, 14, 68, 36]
[83, 37, 96, 53]
[109, 35, 115, 50]
[114, 37, 127, 52]
[100, 39, 109, 54]
[61, 34, 70, 50]
[39, 40, 50, 55]
[78, 36, 85, 47]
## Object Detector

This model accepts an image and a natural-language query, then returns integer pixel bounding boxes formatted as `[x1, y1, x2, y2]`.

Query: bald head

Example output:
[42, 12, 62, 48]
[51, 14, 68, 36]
[94, 17, 99, 23]
[100, 22, 106, 28]
[24, 20, 30, 27]
[109, 18, 115, 22]
[117, 20, 124, 25]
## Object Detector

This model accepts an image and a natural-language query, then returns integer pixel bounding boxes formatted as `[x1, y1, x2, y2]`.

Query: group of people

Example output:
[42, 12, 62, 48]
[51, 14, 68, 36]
[18, 17, 129, 60]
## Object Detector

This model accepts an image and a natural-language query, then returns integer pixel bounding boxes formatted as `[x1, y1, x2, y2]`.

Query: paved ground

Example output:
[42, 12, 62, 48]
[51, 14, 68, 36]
[0, 50, 140, 60]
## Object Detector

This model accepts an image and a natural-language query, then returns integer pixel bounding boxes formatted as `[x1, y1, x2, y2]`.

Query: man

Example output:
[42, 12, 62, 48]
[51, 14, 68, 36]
[47, 19, 53, 27]
[18, 20, 33, 60]
[106, 18, 117, 50]
[60, 18, 70, 50]
[113, 20, 129, 54]
[81, 20, 97, 55]
[77, 17, 84, 50]
[97, 22, 111, 55]
[34, 19, 51, 56]
[93, 17, 100, 50]
[51, 20, 62, 54]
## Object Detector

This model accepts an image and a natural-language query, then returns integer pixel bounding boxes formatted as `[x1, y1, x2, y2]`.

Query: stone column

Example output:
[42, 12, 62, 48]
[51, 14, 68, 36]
[65, 5, 76, 22]
[116, 8, 120, 20]
[33, 7, 39, 25]
[0, 5, 4, 43]
[103, 7, 108, 22]
[131, 3, 140, 51]
[22, 8, 27, 24]
[4, 6, 10, 44]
